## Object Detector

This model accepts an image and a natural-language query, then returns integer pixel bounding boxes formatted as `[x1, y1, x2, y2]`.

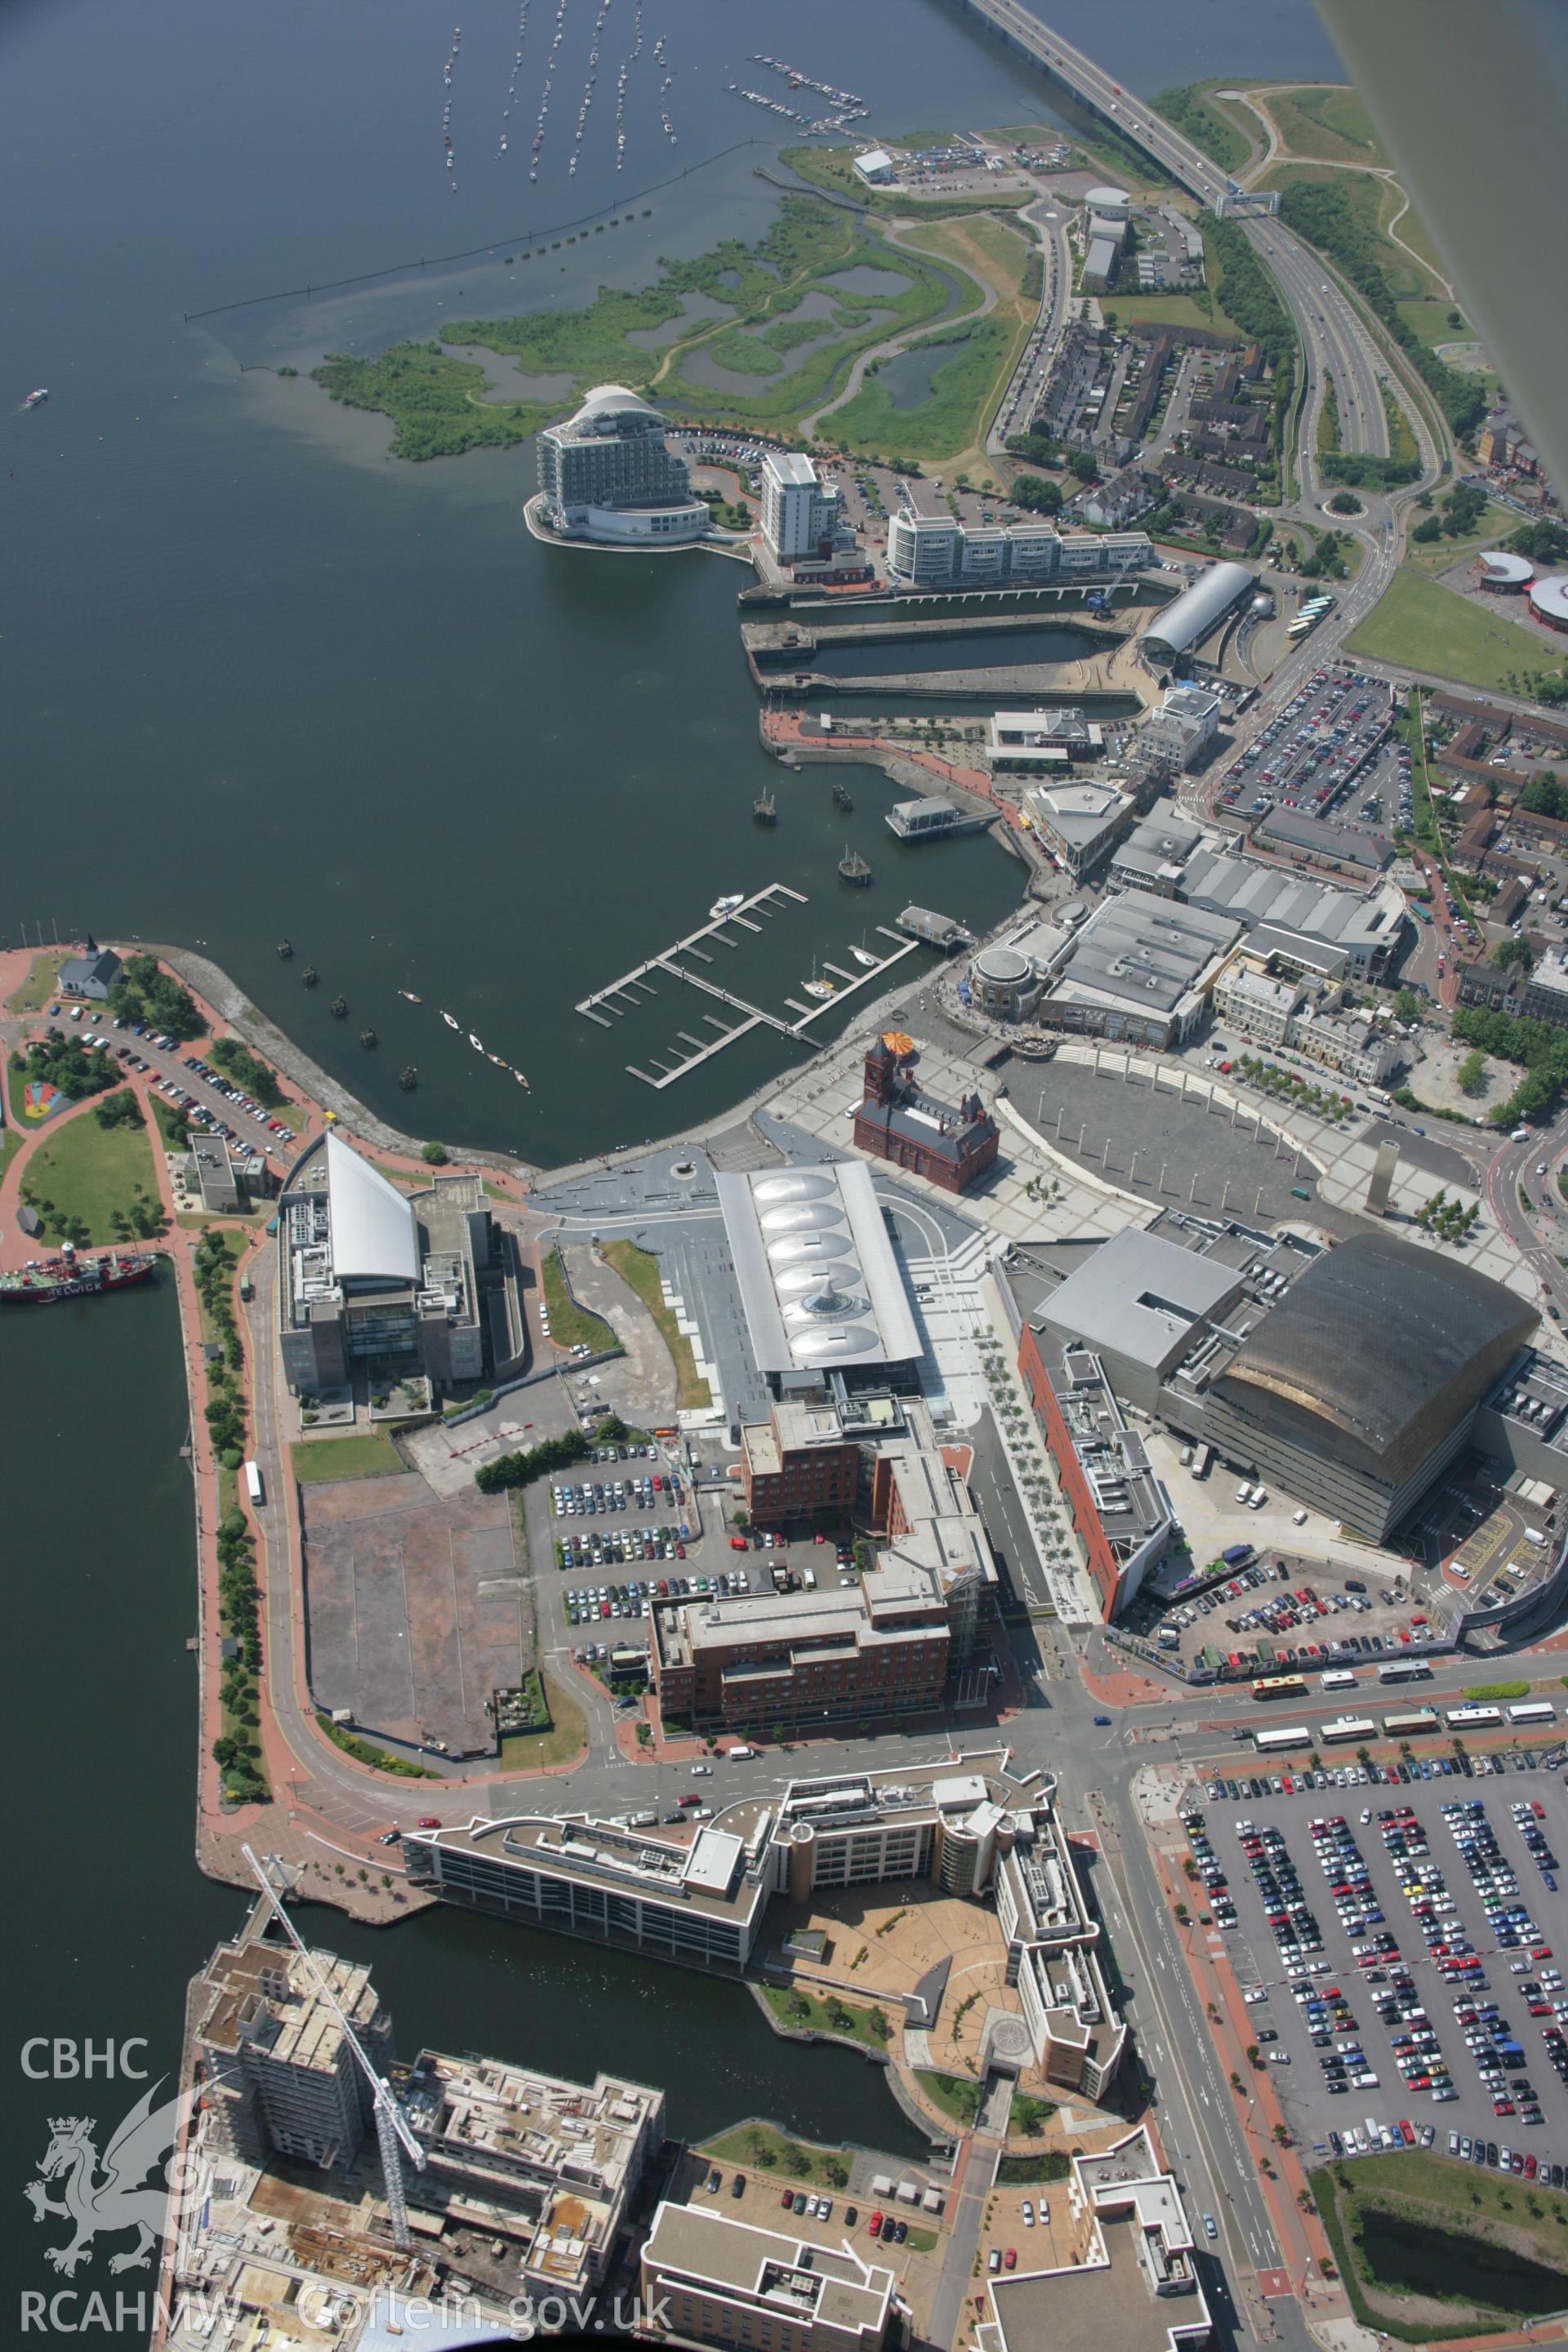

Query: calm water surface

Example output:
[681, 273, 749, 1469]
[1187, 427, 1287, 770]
[2, 0, 1340, 1166]
[6, 2, 1356, 2337]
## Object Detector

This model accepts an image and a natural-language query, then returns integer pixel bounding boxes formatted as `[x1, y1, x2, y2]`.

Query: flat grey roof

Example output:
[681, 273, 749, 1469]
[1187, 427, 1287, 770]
[1180, 847, 1402, 957]
[1025, 782, 1129, 846]
[1258, 808, 1393, 870]
[1037, 1226, 1244, 1372]
[990, 2213, 1205, 2352]
[715, 1162, 921, 1375]
[1048, 889, 1241, 1018]
[764, 452, 820, 487]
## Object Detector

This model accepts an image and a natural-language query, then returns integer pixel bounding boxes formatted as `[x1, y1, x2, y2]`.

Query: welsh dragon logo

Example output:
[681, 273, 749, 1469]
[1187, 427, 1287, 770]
[24, 2082, 208, 2277]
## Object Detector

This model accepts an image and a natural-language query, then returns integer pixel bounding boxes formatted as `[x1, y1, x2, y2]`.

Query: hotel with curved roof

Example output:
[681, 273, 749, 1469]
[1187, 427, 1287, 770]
[534, 382, 710, 545]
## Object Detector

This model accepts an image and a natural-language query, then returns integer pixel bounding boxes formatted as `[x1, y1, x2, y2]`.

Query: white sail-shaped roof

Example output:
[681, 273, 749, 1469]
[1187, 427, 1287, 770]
[325, 1134, 421, 1285]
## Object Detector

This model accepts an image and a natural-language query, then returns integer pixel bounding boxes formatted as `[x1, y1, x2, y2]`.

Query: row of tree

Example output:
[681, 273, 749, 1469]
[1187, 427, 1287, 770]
[475, 1425, 590, 1493]
[1276, 181, 1487, 436]
[198, 1229, 268, 1805]
[207, 1036, 287, 1109]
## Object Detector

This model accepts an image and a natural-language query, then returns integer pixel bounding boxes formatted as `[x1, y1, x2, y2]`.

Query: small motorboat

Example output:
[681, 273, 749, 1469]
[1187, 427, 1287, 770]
[24, 388, 48, 408]
[442, 1011, 460, 1030]
[710, 893, 746, 920]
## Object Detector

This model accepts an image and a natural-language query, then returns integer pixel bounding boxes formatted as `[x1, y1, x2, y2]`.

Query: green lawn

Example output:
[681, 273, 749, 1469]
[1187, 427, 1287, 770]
[1405, 500, 1518, 575]
[290, 1432, 406, 1484]
[20, 1108, 163, 1245]
[1346, 567, 1562, 693]
[1399, 297, 1468, 350]
[601, 1240, 710, 1410]
[700, 2120, 851, 2191]
[5, 950, 71, 1013]
[498, 1671, 586, 1770]
[540, 1246, 619, 1355]
[1270, 84, 1383, 164]
[1107, 288, 1245, 338]
[759, 1981, 894, 2052]
[915, 2069, 982, 2124]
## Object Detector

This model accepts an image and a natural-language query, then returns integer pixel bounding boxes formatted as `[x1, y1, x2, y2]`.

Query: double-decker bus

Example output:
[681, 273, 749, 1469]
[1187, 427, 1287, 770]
[1252, 1673, 1309, 1702]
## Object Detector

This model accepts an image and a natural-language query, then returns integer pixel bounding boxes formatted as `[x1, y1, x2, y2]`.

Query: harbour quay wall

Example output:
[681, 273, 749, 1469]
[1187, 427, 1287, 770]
[151, 942, 535, 1174]
[758, 716, 1037, 876]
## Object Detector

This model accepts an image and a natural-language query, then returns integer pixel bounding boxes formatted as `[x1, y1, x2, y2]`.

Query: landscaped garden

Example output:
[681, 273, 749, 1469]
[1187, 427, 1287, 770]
[760, 1982, 893, 2052]
[17, 1094, 165, 1245]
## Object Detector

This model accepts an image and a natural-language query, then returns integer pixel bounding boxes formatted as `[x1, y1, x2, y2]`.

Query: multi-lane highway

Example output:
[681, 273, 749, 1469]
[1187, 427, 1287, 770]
[954, 0, 1424, 496]
[1249, 216, 1390, 483]
[987, 194, 1071, 454]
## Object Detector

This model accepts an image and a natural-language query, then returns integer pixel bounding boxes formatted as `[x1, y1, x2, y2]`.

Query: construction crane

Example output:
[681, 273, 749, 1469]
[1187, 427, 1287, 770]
[243, 1846, 425, 2248]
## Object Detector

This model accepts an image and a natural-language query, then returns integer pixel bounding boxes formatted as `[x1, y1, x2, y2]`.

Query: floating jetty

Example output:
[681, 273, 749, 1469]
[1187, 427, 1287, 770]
[898, 905, 975, 951]
[575, 884, 919, 1089]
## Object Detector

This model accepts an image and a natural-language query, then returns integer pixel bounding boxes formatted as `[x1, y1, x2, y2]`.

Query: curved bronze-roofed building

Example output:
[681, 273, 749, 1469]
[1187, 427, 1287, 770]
[1205, 1234, 1537, 1541]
